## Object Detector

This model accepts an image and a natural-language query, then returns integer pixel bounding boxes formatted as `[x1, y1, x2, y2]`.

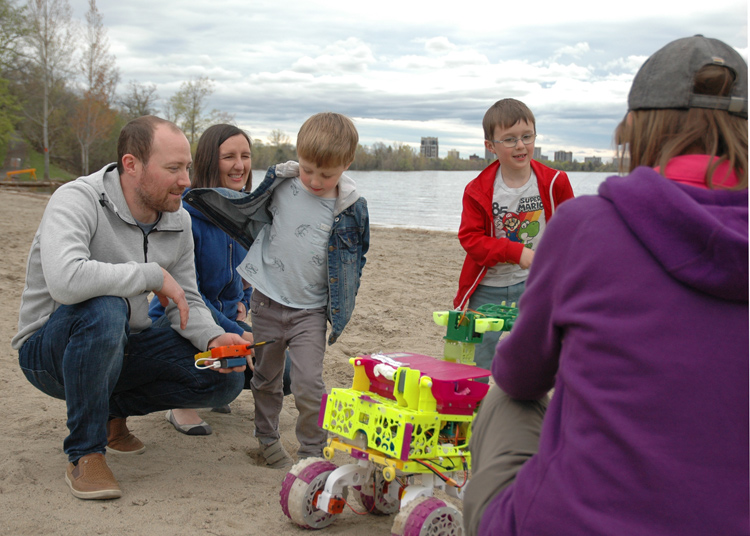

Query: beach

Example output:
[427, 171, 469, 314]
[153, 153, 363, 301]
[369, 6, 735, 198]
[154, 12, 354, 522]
[0, 189, 466, 535]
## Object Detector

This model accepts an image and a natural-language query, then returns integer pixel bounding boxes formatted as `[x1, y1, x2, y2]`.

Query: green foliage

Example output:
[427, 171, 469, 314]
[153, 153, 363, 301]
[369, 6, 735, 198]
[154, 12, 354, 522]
[0, 0, 27, 69]
[0, 77, 20, 164]
[350, 142, 487, 172]
[251, 135, 296, 172]
[23, 144, 75, 181]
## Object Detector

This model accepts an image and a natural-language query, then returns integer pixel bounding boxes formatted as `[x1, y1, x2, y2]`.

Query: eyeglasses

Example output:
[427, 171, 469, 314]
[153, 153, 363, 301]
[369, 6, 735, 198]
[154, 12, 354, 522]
[492, 134, 537, 148]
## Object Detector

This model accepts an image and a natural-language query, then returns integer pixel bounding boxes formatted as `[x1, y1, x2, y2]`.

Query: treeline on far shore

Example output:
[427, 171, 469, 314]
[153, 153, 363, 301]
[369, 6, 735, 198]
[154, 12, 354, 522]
[252, 139, 618, 173]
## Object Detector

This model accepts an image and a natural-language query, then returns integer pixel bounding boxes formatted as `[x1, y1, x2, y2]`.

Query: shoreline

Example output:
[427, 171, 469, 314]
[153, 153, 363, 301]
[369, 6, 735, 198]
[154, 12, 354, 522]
[0, 189, 466, 535]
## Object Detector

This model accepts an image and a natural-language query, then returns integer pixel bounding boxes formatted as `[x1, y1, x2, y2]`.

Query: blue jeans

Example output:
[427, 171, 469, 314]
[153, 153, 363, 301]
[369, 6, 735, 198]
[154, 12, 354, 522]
[18, 296, 244, 462]
[469, 282, 526, 375]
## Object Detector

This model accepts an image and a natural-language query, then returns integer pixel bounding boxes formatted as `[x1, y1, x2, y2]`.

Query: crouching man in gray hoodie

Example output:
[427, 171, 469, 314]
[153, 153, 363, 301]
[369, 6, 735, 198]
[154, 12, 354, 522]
[12, 116, 248, 500]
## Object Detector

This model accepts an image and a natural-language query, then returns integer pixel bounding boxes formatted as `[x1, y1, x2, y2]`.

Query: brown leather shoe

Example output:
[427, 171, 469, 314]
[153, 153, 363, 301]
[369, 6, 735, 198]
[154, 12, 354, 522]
[106, 417, 145, 455]
[65, 453, 122, 500]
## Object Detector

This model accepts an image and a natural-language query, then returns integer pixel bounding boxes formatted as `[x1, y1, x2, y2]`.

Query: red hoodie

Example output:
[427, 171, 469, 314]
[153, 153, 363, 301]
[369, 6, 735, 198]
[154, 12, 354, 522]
[454, 159, 574, 309]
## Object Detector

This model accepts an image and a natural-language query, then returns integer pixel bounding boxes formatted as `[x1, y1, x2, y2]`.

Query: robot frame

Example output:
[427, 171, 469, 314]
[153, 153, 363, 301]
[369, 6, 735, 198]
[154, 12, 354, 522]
[279, 303, 518, 535]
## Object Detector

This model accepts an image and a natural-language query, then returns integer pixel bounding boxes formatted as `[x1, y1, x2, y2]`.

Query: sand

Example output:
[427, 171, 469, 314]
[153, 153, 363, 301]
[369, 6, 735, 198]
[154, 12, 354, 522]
[0, 188, 467, 535]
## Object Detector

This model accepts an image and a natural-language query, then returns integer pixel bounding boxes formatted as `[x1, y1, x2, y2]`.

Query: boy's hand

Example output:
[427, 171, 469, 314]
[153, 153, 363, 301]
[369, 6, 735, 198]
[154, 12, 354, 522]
[519, 248, 535, 270]
[275, 160, 299, 178]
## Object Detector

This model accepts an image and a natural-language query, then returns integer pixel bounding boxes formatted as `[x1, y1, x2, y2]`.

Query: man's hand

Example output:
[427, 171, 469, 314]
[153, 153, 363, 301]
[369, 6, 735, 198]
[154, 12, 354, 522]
[519, 247, 535, 270]
[155, 268, 189, 329]
[207, 333, 254, 373]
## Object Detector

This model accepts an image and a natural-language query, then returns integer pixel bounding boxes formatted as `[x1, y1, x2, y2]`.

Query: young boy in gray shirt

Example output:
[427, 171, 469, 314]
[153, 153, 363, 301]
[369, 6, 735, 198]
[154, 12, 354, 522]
[187, 113, 369, 467]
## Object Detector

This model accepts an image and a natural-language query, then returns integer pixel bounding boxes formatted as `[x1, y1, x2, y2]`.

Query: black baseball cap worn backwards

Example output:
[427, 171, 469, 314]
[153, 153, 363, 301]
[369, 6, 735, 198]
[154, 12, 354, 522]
[628, 35, 748, 119]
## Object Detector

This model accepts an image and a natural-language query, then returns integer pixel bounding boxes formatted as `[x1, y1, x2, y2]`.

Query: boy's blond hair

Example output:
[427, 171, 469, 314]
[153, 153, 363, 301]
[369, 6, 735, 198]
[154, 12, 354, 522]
[482, 99, 536, 140]
[297, 112, 358, 167]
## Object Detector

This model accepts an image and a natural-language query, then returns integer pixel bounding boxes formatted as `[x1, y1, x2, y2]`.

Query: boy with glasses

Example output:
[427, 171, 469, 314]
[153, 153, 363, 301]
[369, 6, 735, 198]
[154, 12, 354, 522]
[454, 98, 574, 372]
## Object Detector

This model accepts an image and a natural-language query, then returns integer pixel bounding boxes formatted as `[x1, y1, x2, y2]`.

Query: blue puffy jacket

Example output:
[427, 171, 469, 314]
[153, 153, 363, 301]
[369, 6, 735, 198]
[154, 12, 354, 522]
[149, 188, 252, 335]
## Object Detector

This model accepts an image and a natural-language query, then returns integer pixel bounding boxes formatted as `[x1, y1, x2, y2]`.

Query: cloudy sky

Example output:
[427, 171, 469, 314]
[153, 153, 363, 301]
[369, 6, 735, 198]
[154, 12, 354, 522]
[70, 0, 747, 162]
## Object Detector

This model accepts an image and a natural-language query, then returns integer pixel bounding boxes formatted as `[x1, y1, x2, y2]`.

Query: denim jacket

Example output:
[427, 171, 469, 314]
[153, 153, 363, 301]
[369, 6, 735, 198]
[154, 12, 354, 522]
[184, 161, 369, 345]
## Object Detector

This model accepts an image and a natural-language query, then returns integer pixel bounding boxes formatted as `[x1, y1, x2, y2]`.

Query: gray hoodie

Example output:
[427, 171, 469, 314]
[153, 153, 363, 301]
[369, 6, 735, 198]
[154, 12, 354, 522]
[12, 163, 223, 350]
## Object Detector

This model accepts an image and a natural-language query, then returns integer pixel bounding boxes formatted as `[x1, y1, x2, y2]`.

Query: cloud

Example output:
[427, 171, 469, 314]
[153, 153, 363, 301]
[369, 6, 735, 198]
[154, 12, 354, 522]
[423, 36, 456, 53]
[68, 0, 748, 161]
[551, 42, 591, 61]
[291, 38, 376, 74]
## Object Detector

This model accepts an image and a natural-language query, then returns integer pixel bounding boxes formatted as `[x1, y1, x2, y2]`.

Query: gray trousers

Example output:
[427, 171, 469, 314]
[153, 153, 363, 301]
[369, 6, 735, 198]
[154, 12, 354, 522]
[464, 387, 549, 536]
[468, 282, 526, 374]
[249, 290, 328, 457]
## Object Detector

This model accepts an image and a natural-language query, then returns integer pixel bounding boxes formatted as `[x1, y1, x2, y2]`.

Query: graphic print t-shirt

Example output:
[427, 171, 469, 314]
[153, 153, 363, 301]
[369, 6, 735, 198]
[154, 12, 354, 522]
[483, 168, 547, 288]
[237, 178, 334, 309]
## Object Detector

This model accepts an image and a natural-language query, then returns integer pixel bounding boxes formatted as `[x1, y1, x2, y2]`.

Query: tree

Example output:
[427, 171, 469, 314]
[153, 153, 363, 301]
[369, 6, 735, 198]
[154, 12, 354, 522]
[269, 129, 289, 147]
[0, 0, 27, 70]
[119, 79, 158, 120]
[71, 0, 118, 174]
[0, 0, 25, 165]
[0, 77, 21, 164]
[167, 76, 215, 145]
[21, 0, 75, 179]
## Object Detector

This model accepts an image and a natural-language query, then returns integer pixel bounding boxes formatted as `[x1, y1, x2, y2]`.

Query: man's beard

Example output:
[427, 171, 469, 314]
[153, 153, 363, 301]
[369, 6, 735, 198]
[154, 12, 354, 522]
[134, 171, 184, 218]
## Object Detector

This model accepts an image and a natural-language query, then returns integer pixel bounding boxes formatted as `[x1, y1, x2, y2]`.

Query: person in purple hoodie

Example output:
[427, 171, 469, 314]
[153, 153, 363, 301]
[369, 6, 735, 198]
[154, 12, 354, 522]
[463, 35, 748, 536]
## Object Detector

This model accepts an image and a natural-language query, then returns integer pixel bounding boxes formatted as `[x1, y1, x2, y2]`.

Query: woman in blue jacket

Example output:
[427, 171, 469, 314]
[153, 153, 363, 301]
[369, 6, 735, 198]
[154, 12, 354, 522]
[151, 124, 258, 435]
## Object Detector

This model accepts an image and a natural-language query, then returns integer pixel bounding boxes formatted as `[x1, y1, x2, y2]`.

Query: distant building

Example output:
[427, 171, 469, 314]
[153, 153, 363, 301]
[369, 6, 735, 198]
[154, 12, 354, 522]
[469, 154, 482, 161]
[533, 147, 542, 160]
[554, 150, 573, 163]
[421, 137, 439, 158]
[484, 147, 495, 161]
[447, 149, 459, 159]
[584, 156, 602, 166]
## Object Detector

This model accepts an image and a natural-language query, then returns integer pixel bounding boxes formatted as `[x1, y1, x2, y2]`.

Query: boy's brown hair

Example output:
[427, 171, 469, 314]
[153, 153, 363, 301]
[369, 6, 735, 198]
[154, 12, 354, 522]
[482, 98, 536, 140]
[297, 112, 358, 168]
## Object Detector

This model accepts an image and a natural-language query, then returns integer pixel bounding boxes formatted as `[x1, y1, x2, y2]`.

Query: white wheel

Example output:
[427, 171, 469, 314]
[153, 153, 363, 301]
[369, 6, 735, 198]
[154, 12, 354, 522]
[391, 496, 463, 536]
[356, 466, 400, 515]
[279, 458, 342, 529]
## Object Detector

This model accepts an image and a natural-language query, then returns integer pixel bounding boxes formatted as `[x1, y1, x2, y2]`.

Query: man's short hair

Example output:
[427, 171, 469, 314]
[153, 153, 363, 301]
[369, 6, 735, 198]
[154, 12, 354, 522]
[482, 99, 536, 140]
[296, 112, 358, 168]
[117, 115, 181, 174]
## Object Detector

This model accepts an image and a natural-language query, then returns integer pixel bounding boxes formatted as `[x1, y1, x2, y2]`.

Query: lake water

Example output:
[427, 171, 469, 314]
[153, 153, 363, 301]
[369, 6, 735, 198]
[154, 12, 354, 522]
[338, 170, 614, 233]
[18, 169, 612, 234]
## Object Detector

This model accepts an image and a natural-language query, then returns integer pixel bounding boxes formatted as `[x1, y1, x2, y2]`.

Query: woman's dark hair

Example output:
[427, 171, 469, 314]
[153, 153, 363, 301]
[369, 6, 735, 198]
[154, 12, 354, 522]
[192, 124, 252, 189]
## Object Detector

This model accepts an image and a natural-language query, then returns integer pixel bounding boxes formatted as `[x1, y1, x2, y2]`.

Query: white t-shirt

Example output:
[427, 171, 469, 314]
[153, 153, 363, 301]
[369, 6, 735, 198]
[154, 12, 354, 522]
[238, 178, 334, 308]
[483, 168, 547, 288]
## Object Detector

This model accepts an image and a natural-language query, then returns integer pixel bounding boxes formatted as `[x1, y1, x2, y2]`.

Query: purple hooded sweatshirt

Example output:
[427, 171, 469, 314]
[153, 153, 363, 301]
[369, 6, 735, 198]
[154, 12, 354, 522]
[482, 165, 749, 535]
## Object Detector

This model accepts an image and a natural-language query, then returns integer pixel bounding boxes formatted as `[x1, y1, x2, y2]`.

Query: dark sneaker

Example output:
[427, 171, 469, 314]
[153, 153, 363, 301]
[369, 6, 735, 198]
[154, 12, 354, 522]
[106, 417, 145, 454]
[259, 439, 294, 469]
[65, 453, 122, 500]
